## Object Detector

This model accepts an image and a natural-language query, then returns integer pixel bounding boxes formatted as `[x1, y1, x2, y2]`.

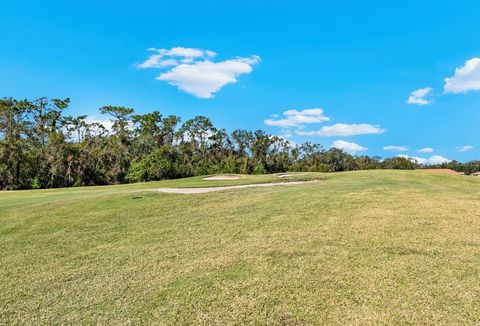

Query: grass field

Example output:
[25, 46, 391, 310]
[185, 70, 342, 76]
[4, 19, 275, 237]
[1, 170, 480, 325]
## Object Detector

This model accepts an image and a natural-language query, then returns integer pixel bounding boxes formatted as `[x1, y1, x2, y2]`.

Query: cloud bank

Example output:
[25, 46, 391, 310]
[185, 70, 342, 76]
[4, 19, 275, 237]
[399, 155, 451, 165]
[332, 140, 367, 154]
[296, 123, 385, 137]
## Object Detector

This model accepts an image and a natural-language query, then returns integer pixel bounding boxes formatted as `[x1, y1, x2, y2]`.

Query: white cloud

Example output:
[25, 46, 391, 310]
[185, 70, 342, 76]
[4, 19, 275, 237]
[264, 108, 330, 127]
[418, 147, 434, 153]
[296, 123, 385, 137]
[85, 116, 114, 132]
[456, 145, 474, 152]
[407, 87, 432, 105]
[157, 56, 260, 98]
[383, 145, 409, 152]
[138, 47, 260, 98]
[425, 155, 451, 165]
[277, 129, 293, 139]
[139, 56, 179, 69]
[398, 155, 451, 165]
[138, 47, 216, 69]
[158, 47, 216, 59]
[332, 140, 367, 154]
[444, 58, 480, 94]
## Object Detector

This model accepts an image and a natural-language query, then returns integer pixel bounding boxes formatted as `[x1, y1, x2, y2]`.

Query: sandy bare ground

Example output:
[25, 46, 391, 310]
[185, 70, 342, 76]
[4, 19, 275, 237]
[202, 175, 240, 180]
[419, 169, 462, 175]
[156, 180, 318, 194]
[278, 173, 304, 178]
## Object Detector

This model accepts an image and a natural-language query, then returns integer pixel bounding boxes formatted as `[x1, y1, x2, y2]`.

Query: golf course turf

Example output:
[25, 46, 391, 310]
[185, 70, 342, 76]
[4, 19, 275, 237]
[1, 170, 480, 324]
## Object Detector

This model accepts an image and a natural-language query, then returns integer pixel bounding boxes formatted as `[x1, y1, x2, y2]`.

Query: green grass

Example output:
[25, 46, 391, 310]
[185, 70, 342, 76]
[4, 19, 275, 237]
[1, 170, 480, 324]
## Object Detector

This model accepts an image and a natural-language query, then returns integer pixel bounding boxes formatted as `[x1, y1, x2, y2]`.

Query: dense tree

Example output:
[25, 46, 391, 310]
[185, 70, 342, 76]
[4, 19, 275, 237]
[0, 98, 30, 188]
[432, 160, 480, 174]
[3, 96, 475, 190]
[381, 157, 417, 170]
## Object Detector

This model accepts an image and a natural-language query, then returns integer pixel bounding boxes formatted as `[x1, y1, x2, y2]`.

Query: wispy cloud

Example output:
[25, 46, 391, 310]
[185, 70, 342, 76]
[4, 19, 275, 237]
[138, 47, 260, 98]
[277, 129, 293, 139]
[138, 47, 216, 68]
[456, 145, 474, 152]
[332, 140, 367, 154]
[407, 87, 432, 105]
[418, 147, 434, 153]
[444, 58, 480, 94]
[399, 155, 451, 165]
[264, 108, 330, 127]
[383, 145, 409, 152]
[296, 123, 385, 137]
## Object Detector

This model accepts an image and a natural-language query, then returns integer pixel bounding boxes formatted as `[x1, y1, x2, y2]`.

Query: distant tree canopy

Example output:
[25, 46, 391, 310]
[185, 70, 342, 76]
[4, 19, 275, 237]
[0, 97, 472, 190]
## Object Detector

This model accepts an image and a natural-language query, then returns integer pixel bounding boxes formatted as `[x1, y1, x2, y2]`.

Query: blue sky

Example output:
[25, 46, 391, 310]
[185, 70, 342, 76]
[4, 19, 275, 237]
[2, 0, 480, 163]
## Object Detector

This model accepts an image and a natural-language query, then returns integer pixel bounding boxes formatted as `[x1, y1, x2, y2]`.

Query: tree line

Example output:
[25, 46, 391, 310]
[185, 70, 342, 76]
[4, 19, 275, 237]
[0, 97, 475, 190]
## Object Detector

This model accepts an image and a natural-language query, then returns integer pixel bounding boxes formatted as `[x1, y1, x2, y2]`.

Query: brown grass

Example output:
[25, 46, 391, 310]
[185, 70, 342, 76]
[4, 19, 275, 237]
[418, 169, 461, 175]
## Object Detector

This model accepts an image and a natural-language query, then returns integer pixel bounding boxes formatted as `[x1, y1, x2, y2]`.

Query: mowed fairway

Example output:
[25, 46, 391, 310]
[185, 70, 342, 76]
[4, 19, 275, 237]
[1, 171, 480, 325]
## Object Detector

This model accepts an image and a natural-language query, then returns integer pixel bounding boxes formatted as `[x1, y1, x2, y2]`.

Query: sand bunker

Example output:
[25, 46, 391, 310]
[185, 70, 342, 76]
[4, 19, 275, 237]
[278, 173, 304, 178]
[203, 175, 240, 180]
[157, 180, 318, 194]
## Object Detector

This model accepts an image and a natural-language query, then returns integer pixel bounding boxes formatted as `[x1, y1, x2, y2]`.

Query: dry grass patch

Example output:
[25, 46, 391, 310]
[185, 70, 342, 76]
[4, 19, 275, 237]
[419, 168, 462, 175]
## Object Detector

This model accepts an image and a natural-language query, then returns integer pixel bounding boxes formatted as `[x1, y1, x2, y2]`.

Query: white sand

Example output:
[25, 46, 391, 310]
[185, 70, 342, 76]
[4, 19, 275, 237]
[278, 172, 305, 178]
[156, 180, 318, 194]
[278, 173, 304, 178]
[203, 175, 240, 180]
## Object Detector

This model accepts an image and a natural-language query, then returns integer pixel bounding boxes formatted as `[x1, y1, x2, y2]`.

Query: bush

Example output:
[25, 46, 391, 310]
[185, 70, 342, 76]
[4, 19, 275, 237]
[253, 163, 266, 174]
[126, 146, 185, 182]
[31, 177, 41, 189]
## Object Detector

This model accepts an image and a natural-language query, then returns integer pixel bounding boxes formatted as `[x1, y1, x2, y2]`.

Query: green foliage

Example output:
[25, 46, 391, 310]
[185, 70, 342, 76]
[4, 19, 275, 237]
[382, 157, 417, 170]
[7, 96, 477, 190]
[30, 176, 41, 189]
[253, 163, 266, 174]
[432, 160, 480, 175]
[126, 145, 185, 182]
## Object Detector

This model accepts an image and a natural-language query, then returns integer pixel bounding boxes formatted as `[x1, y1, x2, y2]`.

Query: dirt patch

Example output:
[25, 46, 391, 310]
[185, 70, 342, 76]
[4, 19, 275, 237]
[203, 175, 240, 180]
[156, 180, 318, 194]
[419, 169, 462, 175]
